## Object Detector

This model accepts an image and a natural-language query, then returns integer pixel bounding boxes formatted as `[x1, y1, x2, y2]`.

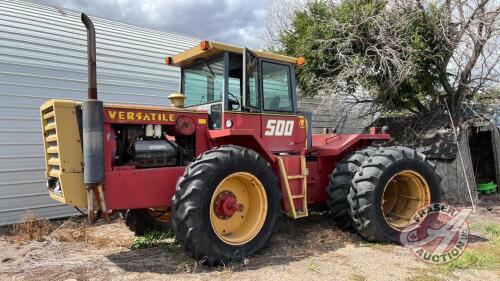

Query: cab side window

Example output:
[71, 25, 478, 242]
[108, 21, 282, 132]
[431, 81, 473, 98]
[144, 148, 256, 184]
[245, 52, 259, 109]
[262, 62, 292, 112]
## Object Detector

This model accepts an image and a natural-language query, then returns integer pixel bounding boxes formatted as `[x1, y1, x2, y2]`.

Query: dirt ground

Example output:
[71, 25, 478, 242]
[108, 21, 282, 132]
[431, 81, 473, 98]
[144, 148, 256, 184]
[0, 205, 499, 281]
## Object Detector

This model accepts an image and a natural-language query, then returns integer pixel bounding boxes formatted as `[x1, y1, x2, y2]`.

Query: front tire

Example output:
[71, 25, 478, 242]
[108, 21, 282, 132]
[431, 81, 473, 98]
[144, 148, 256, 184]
[348, 146, 442, 242]
[172, 145, 281, 265]
[124, 208, 172, 236]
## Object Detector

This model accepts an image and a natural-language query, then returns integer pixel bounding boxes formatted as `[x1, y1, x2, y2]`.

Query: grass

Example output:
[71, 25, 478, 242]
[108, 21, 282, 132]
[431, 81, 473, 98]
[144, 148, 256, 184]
[366, 243, 396, 253]
[306, 260, 318, 272]
[351, 274, 367, 281]
[484, 223, 500, 236]
[405, 274, 442, 281]
[218, 266, 234, 277]
[130, 230, 175, 250]
[442, 222, 500, 272]
[50, 219, 133, 248]
[10, 211, 51, 244]
[9, 211, 134, 248]
[52, 221, 89, 243]
[129, 230, 201, 272]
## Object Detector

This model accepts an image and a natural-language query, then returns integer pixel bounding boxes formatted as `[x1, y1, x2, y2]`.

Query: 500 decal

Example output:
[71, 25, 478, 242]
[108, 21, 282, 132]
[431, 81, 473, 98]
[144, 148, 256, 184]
[264, 120, 294, 136]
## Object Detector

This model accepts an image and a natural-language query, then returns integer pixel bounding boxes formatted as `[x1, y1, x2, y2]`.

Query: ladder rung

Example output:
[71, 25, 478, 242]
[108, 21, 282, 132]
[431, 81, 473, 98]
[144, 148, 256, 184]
[294, 211, 308, 218]
[291, 194, 305, 199]
[287, 175, 305, 179]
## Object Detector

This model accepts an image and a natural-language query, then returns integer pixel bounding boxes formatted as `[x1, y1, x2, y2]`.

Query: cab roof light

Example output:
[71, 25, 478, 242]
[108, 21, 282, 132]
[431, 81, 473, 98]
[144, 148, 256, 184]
[297, 56, 305, 66]
[164, 56, 172, 65]
[199, 40, 210, 51]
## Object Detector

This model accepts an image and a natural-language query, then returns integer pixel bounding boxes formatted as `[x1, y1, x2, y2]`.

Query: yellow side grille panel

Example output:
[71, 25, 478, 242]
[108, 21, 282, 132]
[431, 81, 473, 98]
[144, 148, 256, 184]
[40, 99, 87, 208]
[48, 157, 60, 165]
[45, 135, 57, 142]
[43, 111, 55, 119]
[44, 123, 56, 131]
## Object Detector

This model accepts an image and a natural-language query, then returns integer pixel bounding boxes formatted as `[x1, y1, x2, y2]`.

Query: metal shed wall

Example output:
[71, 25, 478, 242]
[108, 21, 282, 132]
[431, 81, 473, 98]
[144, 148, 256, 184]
[298, 94, 376, 134]
[0, 0, 199, 225]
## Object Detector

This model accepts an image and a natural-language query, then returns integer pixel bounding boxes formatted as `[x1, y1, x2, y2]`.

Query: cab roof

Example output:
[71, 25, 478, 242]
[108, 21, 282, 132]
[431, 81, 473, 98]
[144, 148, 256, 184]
[165, 40, 304, 67]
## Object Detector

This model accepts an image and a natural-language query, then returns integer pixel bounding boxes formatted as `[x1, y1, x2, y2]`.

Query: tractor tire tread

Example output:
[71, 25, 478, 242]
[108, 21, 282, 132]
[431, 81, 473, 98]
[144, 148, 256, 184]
[124, 209, 172, 236]
[172, 145, 281, 265]
[348, 146, 444, 243]
[326, 147, 376, 230]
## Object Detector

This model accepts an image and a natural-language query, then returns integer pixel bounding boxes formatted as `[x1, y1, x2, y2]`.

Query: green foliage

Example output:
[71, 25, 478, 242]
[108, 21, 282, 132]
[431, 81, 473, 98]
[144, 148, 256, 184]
[444, 248, 500, 271]
[130, 230, 174, 249]
[279, 0, 453, 114]
[443, 222, 500, 272]
[484, 223, 500, 237]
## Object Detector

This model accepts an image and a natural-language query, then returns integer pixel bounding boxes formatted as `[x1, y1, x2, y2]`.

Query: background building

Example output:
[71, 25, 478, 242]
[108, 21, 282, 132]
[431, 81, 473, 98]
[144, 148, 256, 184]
[0, 0, 199, 225]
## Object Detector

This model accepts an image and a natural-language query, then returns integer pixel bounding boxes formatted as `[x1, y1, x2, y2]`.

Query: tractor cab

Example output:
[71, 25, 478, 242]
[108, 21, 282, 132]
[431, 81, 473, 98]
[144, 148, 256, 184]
[166, 41, 308, 153]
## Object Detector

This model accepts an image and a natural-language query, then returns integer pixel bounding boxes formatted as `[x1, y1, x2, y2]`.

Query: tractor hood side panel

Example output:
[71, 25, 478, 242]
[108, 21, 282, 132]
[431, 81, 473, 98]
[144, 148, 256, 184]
[102, 106, 210, 210]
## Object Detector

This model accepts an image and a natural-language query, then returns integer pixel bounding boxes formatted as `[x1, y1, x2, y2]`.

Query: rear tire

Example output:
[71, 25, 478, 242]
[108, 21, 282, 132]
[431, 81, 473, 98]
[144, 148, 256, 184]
[124, 209, 172, 236]
[326, 147, 376, 230]
[172, 145, 281, 265]
[348, 146, 443, 242]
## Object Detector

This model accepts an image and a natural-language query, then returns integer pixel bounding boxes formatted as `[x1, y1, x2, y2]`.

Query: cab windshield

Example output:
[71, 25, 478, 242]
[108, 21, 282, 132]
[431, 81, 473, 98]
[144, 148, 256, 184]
[182, 56, 224, 107]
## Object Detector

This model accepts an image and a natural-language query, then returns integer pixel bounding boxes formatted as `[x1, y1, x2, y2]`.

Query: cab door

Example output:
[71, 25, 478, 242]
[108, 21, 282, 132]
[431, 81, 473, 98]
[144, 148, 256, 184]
[226, 48, 262, 135]
[259, 60, 306, 153]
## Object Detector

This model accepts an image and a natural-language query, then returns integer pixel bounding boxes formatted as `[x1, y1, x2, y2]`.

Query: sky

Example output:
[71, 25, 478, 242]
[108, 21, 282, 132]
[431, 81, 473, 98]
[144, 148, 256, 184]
[36, 0, 270, 49]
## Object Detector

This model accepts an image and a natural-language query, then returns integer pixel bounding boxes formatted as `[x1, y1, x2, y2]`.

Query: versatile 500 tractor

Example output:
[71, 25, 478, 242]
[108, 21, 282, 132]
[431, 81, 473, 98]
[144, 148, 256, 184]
[40, 14, 442, 264]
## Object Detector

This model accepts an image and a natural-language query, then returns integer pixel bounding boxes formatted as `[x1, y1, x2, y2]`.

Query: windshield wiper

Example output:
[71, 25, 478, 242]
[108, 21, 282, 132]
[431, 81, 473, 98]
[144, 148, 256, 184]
[198, 58, 215, 78]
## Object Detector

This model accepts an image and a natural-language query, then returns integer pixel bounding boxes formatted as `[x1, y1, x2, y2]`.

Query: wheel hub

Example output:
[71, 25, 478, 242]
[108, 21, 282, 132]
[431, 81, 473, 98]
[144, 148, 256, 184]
[147, 208, 173, 223]
[213, 191, 243, 219]
[382, 170, 431, 230]
[209, 172, 268, 245]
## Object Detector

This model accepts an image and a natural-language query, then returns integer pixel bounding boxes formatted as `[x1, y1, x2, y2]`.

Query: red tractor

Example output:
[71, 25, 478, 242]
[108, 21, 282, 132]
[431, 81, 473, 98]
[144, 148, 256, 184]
[40, 14, 442, 265]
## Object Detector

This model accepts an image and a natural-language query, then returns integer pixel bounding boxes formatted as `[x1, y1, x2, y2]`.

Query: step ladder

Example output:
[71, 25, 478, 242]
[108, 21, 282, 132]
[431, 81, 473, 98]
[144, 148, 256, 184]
[276, 156, 309, 219]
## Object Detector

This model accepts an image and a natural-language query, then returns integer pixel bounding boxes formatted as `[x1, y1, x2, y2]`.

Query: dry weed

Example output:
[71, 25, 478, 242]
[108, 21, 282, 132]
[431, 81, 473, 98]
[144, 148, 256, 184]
[10, 211, 51, 244]
[51, 220, 133, 248]
[51, 221, 89, 243]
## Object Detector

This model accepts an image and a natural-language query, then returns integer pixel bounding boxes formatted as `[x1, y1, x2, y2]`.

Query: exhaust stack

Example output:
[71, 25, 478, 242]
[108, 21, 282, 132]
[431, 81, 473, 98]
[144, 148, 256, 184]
[81, 13, 107, 222]
[81, 13, 97, 100]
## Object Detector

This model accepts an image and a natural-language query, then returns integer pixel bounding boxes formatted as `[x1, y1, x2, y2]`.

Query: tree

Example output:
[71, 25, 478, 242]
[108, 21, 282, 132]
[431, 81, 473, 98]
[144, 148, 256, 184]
[274, 0, 499, 115]
[416, 0, 500, 113]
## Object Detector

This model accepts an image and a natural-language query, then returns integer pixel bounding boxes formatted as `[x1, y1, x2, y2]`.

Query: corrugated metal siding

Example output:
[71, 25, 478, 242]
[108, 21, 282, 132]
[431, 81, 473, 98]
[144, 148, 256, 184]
[298, 94, 376, 134]
[0, 0, 199, 225]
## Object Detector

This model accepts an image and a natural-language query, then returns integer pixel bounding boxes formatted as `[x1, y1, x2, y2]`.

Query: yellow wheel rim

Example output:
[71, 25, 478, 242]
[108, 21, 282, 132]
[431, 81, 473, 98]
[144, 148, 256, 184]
[210, 172, 267, 245]
[381, 170, 431, 230]
[147, 208, 173, 223]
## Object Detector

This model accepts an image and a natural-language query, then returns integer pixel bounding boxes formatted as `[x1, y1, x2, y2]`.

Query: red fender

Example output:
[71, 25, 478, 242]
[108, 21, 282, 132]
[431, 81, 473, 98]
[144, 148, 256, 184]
[309, 133, 391, 157]
[207, 129, 277, 164]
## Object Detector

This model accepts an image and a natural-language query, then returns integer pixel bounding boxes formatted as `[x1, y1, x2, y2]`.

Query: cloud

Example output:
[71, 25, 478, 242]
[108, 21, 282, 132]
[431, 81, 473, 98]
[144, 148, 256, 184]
[36, 0, 269, 49]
